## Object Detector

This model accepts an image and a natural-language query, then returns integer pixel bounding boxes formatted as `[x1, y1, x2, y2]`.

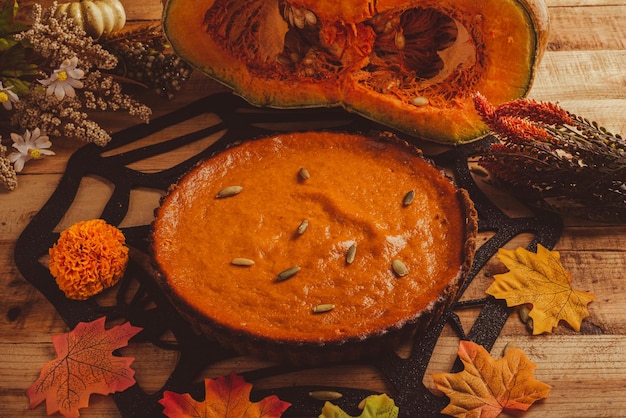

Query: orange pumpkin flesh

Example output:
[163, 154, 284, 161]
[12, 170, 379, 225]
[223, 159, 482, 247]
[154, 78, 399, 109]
[163, 0, 549, 144]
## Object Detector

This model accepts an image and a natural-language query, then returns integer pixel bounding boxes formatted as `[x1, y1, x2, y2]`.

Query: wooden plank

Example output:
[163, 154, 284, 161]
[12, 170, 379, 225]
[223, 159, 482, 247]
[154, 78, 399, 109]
[529, 50, 626, 134]
[118, 0, 163, 21]
[3, 335, 626, 417]
[16, 0, 163, 22]
[0, 175, 63, 239]
[2, 2, 625, 417]
[532, 50, 626, 100]
[546, 5, 626, 50]
[547, 0, 626, 7]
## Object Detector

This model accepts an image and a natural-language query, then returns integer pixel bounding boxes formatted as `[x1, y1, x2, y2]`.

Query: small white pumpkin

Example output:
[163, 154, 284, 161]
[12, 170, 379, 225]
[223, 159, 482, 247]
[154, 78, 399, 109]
[55, 0, 126, 39]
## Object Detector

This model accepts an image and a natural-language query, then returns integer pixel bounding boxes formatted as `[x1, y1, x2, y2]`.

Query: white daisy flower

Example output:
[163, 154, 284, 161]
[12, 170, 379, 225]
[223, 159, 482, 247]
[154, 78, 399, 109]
[8, 128, 55, 172]
[38, 56, 85, 100]
[0, 81, 19, 110]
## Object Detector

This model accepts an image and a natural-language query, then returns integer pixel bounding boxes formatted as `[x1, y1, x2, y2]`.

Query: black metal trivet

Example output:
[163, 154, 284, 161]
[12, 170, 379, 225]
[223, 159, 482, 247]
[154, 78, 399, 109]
[14, 92, 563, 417]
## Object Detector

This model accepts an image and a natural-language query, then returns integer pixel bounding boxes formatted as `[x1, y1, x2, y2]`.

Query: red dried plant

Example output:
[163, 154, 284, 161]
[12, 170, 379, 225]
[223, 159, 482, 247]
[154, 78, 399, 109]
[473, 93, 626, 222]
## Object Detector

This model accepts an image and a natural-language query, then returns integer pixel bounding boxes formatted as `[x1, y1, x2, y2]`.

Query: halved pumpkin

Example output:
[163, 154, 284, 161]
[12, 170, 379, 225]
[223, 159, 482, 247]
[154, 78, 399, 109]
[163, 0, 549, 145]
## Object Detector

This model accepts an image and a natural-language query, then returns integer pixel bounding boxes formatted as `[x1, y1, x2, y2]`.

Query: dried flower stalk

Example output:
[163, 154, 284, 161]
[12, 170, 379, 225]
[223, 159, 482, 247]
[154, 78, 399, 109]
[474, 93, 626, 222]
[9, 2, 151, 146]
[0, 143, 18, 191]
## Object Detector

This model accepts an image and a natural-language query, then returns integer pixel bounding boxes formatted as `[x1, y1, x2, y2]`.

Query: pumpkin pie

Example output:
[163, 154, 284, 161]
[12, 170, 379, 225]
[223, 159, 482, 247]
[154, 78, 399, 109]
[151, 131, 477, 365]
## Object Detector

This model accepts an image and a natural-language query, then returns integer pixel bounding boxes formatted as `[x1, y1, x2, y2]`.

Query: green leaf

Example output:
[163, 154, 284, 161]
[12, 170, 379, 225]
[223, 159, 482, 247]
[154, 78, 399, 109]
[0, 0, 17, 22]
[1, 43, 26, 66]
[2, 76, 30, 95]
[0, 37, 18, 51]
[319, 394, 399, 418]
[0, 1, 29, 37]
[0, 42, 38, 92]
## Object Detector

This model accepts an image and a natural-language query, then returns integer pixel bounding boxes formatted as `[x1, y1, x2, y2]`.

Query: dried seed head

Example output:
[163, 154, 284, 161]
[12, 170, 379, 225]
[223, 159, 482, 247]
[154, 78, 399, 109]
[392, 259, 409, 277]
[277, 266, 301, 281]
[216, 185, 243, 198]
[313, 303, 335, 313]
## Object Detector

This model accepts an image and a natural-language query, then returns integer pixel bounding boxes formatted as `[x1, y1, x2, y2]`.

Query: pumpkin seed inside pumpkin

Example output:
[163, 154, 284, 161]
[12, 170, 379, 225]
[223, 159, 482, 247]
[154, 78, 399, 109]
[411, 96, 429, 107]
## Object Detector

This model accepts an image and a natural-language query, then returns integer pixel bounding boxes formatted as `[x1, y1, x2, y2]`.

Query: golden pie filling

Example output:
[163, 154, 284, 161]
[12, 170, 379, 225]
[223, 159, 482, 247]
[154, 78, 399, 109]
[152, 131, 477, 361]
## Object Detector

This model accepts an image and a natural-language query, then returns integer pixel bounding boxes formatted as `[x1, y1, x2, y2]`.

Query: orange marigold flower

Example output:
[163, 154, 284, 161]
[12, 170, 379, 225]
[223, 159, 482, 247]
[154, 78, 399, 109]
[49, 219, 128, 300]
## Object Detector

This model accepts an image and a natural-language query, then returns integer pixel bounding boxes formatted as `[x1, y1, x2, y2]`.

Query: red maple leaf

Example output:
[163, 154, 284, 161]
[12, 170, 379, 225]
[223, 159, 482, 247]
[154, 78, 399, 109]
[26, 316, 142, 418]
[159, 371, 291, 417]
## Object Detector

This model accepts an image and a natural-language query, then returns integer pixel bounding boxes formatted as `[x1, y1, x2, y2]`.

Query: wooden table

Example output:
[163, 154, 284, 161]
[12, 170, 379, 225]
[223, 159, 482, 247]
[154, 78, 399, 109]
[1, 0, 625, 417]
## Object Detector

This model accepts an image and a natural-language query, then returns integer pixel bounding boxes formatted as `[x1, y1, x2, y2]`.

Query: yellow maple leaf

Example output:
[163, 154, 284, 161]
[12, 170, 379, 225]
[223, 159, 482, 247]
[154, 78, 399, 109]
[486, 244, 594, 334]
[432, 340, 551, 418]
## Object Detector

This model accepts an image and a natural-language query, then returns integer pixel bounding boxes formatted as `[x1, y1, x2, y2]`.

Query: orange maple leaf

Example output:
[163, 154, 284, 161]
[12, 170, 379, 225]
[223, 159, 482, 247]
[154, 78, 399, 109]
[26, 316, 142, 418]
[159, 371, 291, 417]
[486, 244, 594, 334]
[432, 340, 551, 418]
